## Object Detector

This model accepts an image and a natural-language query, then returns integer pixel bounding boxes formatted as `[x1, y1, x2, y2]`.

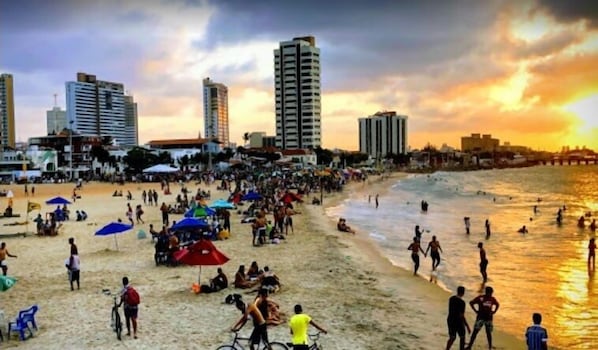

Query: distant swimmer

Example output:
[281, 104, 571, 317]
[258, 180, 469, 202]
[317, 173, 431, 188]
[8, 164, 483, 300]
[464, 217, 471, 235]
[556, 209, 563, 225]
[408, 237, 425, 275]
[375, 194, 379, 209]
[588, 238, 596, 270]
[590, 219, 596, 232]
[485, 219, 491, 239]
[425, 235, 443, 271]
[537, 197, 542, 202]
[517, 225, 528, 234]
[578, 216, 585, 228]
[414, 225, 423, 241]
[477, 242, 488, 283]
[533, 205, 538, 214]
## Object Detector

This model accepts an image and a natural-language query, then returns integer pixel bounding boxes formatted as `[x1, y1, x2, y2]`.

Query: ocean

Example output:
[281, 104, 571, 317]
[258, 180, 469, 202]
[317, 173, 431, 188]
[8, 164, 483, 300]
[327, 165, 598, 349]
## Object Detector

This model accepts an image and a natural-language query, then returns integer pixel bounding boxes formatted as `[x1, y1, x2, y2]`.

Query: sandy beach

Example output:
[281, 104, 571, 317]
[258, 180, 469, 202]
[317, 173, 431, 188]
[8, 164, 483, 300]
[0, 177, 525, 349]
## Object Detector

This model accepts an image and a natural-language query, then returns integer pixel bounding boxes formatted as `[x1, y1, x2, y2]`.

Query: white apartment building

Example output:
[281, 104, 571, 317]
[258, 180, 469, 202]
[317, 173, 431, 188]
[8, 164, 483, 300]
[274, 36, 321, 149]
[66, 72, 137, 147]
[203, 77, 229, 149]
[47, 106, 67, 134]
[358, 111, 408, 158]
[124, 95, 139, 146]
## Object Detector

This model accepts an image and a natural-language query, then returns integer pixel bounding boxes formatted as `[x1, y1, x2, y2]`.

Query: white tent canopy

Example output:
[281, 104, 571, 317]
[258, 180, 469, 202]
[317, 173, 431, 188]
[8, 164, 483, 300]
[142, 164, 180, 173]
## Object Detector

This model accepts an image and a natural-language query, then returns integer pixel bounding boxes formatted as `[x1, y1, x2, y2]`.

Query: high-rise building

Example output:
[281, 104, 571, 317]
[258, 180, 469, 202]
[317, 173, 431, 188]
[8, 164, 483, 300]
[203, 77, 229, 149]
[124, 95, 138, 146]
[47, 106, 67, 135]
[274, 36, 321, 149]
[0, 73, 16, 149]
[358, 111, 408, 158]
[66, 72, 137, 146]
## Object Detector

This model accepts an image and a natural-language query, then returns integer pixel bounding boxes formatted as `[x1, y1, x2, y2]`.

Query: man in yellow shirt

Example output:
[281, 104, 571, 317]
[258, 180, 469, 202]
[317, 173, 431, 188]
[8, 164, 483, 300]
[289, 304, 327, 350]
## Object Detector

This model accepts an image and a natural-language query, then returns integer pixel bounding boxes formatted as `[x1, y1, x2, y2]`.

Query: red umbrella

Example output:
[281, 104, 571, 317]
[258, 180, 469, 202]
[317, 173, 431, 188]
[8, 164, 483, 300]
[281, 192, 303, 204]
[173, 239, 229, 285]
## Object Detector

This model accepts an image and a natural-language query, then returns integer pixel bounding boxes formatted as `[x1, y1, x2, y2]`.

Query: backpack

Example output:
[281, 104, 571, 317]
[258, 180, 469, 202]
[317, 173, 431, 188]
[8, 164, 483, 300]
[126, 286, 140, 306]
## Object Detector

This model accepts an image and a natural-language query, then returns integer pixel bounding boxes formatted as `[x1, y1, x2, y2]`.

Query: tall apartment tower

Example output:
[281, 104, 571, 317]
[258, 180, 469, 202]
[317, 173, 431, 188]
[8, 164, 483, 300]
[203, 77, 229, 149]
[124, 95, 139, 146]
[274, 36, 321, 149]
[358, 111, 408, 158]
[66, 72, 136, 146]
[0, 73, 16, 149]
[47, 106, 68, 134]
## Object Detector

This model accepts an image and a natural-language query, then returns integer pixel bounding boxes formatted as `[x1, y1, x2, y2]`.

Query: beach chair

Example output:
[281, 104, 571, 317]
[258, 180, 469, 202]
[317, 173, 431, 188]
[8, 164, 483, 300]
[7, 305, 39, 341]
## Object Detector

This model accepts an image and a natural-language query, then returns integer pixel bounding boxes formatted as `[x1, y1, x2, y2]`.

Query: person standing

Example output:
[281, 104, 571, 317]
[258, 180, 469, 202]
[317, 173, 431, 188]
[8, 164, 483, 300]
[119, 277, 140, 339]
[446, 286, 470, 350]
[289, 304, 327, 350]
[31, 185, 35, 197]
[24, 184, 28, 197]
[463, 217, 471, 235]
[425, 235, 444, 271]
[375, 194, 379, 209]
[65, 249, 81, 291]
[231, 288, 271, 350]
[160, 202, 169, 226]
[141, 190, 147, 205]
[126, 203, 134, 225]
[466, 286, 500, 350]
[408, 237, 425, 275]
[484, 219, 491, 238]
[478, 242, 488, 283]
[525, 313, 548, 350]
[588, 238, 596, 270]
[0, 242, 17, 276]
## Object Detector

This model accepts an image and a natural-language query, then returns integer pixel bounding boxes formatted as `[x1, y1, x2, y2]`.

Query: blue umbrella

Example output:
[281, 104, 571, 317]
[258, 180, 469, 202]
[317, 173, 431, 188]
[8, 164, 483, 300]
[241, 191, 262, 201]
[208, 199, 235, 209]
[46, 196, 72, 205]
[95, 222, 133, 250]
[172, 217, 209, 231]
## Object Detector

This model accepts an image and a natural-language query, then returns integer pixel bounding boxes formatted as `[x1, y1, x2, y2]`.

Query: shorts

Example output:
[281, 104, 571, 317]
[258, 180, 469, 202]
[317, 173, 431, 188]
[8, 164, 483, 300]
[293, 345, 309, 350]
[0, 260, 6, 267]
[124, 306, 138, 319]
[250, 323, 269, 345]
[474, 319, 493, 332]
[411, 254, 419, 264]
[480, 260, 488, 270]
[431, 252, 441, 261]
[70, 270, 80, 282]
[447, 320, 465, 338]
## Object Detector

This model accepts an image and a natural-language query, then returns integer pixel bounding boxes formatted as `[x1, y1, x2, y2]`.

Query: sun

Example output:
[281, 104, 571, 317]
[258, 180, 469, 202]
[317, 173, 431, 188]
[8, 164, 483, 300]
[562, 95, 598, 148]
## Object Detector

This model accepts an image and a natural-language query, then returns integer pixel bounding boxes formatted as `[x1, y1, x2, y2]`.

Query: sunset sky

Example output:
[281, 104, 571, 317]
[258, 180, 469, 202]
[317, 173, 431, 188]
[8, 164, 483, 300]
[1, 0, 596, 151]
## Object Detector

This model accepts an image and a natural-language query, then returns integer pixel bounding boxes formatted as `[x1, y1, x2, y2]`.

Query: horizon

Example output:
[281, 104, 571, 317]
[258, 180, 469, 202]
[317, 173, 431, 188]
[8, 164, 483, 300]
[0, 0, 596, 152]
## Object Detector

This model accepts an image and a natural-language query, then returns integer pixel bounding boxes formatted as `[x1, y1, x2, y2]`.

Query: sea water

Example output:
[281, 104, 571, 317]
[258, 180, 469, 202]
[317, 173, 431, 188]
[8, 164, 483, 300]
[327, 165, 598, 349]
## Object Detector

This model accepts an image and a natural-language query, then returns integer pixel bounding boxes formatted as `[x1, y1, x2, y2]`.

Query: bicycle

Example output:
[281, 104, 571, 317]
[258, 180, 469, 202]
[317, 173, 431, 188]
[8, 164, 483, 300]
[110, 295, 122, 340]
[286, 331, 325, 350]
[216, 329, 288, 350]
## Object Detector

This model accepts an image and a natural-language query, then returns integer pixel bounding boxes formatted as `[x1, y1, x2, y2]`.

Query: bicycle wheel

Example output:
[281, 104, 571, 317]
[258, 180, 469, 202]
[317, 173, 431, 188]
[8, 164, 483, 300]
[113, 310, 122, 340]
[263, 341, 289, 350]
[215, 346, 237, 350]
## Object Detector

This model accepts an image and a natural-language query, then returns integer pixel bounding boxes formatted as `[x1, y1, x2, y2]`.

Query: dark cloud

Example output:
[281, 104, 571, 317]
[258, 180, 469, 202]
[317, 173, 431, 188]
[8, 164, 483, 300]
[536, 0, 598, 28]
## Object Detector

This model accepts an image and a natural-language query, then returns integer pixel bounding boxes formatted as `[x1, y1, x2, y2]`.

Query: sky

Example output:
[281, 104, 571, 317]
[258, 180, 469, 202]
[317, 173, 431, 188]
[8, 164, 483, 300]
[0, 0, 596, 152]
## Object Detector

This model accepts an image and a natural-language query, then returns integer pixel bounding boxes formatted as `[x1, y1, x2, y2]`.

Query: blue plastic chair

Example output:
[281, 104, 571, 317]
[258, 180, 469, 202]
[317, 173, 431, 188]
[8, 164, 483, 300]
[7, 305, 38, 341]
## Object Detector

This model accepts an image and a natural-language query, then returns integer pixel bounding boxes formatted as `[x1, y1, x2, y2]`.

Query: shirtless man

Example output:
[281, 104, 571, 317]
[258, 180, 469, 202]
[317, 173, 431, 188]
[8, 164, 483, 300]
[478, 242, 488, 283]
[232, 288, 272, 350]
[0, 242, 18, 276]
[425, 235, 444, 271]
[252, 213, 267, 246]
[588, 238, 596, 270]
[408, 237, 425, 275]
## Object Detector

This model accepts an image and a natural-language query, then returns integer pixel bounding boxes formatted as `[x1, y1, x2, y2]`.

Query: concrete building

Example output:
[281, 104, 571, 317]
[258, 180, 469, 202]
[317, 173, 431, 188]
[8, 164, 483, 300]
[124, 95, 139, 146]
[358, 111, 408, 159]
[274, 36, 321, 149]
[66, 72, 137, 147]
[203, 78, 229, 149]
[248, 132, 277, 149]
[47, 106, 68, 135]
[461, 133, 499, 152]
[0, 73, 16, 149]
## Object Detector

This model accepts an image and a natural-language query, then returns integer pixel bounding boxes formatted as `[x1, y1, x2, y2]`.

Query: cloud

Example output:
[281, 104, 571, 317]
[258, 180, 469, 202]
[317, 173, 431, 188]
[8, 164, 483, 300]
[536, 0, 598, 28]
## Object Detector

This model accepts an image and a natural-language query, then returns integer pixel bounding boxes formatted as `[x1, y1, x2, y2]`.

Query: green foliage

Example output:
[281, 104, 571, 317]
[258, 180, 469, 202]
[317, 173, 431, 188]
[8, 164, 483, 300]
[90, 145, 110, 164]
[314, 146, 333, 166]
[123, 147, 158, 174]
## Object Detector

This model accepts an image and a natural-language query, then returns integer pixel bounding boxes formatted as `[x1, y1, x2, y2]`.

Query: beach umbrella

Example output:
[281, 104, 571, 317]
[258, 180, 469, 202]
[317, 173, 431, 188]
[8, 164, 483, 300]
[173, 239, 229, 285]
[0, 275, 17, 292]
[95, 222, 133, 250]
[6, 190, 14, 198]
[208, 199, 235, 209]
[184, 206, 216, 218]
[241, 191, 262, 201]
[172, 217, 210, 231]
[281, 192, 303, 204]
[46, 196, 72, 205]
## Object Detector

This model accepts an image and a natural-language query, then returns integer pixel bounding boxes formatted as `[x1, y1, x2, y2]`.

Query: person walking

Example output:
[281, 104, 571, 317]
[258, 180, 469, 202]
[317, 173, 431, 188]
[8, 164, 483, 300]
[375, 194, 379, 209]
[525, 313, 548, 350]
[408, 237, 425, 275]
[119, 277, 140, 339]
[446, 286, 470, 350]
[160, 202, 169, 226]
[425, 235, 444, 271]
[588, 238, 596, 271]
[289, 304, 327, 350]
[466, 286, 500, 350]
[463, 217, 471, 234]
[484, 219, 491, 238]
[135, 204, 145, 224]
[478, 242, 488, 283]
[231, 288, 272, 350]
[0, 242, 17, 276]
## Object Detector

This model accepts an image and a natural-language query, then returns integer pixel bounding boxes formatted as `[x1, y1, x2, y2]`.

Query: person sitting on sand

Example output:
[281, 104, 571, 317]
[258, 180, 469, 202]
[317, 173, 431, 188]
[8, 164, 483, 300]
[3, 205, 13, 217]
[234, 265, 257, 289]
[247, 261, 261, 280]
[260, 266, 281, 293]
[211, 267, 229, 291]
[337, 218, 356, 234]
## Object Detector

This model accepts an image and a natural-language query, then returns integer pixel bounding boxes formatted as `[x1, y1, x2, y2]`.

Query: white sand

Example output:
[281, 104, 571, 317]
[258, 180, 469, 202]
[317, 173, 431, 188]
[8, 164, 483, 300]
[0, 178, 525, 349]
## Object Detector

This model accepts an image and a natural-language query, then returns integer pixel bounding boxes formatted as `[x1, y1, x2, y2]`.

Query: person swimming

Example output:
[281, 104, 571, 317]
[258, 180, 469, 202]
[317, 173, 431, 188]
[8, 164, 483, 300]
[517, 225, 528, 234]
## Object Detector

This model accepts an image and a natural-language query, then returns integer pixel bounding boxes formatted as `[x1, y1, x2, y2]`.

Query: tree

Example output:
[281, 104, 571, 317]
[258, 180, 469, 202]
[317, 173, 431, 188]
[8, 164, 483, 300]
[90, 145, 110, 165]
[123, 147, 157, 174]
[314, 146, 333, 166]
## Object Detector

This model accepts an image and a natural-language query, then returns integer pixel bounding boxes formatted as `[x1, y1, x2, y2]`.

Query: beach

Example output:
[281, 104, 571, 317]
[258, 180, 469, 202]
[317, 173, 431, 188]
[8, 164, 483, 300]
[0, 177, 524, 349]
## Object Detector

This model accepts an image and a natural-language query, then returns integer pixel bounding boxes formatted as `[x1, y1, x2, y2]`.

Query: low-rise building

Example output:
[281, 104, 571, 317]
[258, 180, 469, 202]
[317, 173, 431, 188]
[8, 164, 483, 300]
[461, 133, 499, 152]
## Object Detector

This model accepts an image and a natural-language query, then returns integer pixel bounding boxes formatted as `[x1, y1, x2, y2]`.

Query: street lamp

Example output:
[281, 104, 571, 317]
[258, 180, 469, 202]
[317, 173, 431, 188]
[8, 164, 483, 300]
[69, 120, 74, 181]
